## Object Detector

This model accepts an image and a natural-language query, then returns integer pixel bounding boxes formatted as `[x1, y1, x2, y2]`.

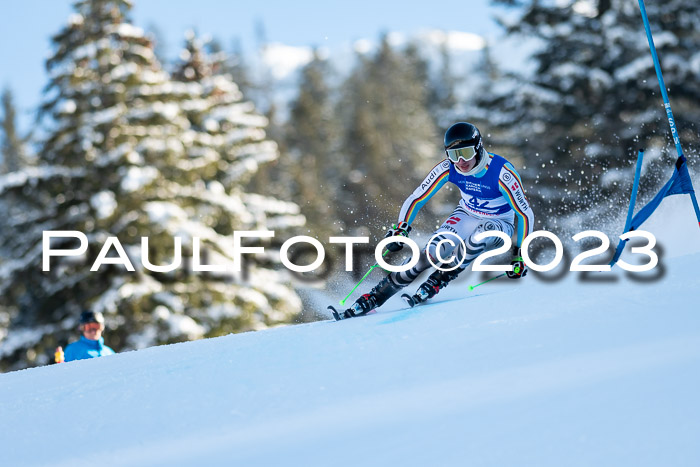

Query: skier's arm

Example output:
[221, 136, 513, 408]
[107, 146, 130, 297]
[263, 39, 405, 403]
[397, 160, 451, 225]
[498, 162, 535, 248]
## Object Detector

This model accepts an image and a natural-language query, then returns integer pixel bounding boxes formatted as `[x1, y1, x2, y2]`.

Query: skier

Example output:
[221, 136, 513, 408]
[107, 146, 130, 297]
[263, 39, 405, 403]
[334, 122, 535, 320]
[55, 310, 115, 362]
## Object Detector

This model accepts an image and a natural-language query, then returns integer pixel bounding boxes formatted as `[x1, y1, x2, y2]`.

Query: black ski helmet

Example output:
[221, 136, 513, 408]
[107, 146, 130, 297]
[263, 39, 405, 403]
[444, 122, 485, 164]
[79, 310, 105, 326]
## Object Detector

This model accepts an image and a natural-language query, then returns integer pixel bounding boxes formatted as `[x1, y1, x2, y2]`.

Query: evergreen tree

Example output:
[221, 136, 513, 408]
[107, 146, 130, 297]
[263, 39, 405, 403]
[488, 0, 700, 229]
[223, 37, 255, 101]
[470, 43, 527, 166]
[0, 1, 303, 371]
[338, 35, 441, 235]
[171, 29, 305, 251]
[428, 41, 460, 129]
[473, 43, 502, 114]
[146, 22, 168, 65]
[172, 30, 212, 82]
[282, 50, 343, 237]
[0, 88, 29, 173]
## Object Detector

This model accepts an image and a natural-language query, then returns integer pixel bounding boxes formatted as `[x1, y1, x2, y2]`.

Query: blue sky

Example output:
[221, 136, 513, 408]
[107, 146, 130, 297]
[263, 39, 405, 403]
[0, 0, 501, 132]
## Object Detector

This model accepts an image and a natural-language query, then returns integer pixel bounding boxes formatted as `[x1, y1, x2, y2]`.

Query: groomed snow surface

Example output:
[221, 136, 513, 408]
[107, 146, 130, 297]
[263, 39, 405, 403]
[1, 212, 700, 466]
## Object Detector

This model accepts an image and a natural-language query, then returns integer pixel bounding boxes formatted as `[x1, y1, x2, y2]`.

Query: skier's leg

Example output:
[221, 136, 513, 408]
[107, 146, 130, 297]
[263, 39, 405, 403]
[453, 218, 515, 274]
[386, 207, 476, 289]
[343, 275, 403, 317]
[343, 208, 506, 317]
[408, 207, 482, 302]
[412, 213, 515, 302]
[344, 225, 461, 317]
[345, 253, 435, 317]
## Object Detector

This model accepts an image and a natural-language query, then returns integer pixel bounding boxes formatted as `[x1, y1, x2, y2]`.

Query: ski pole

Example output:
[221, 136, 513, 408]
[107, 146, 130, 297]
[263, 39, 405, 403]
[339, 249, 390, 306]
[468, 273, 506, 291]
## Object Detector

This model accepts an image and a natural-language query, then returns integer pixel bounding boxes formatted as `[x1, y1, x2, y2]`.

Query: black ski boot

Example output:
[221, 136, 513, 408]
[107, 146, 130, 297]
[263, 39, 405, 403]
[331, 276, 402, 320]
[402, 269, 457, 307]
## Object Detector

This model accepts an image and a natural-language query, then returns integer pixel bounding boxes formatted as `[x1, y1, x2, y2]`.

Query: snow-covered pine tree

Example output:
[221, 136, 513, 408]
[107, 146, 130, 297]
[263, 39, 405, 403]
[339, 35, 441, 235]
[0, 0, 302, 371]
[487, 0, 700, 229]
[0, 88, 30, 173]
[282, 50, 344, 237]
[468, 43, 528, 187]
[170, 29, 306, 331]
[427, 41, 460, 130]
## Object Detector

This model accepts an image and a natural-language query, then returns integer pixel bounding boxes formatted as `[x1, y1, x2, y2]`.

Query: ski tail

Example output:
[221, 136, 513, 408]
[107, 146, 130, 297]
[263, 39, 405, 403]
[327, 306, 343, 321]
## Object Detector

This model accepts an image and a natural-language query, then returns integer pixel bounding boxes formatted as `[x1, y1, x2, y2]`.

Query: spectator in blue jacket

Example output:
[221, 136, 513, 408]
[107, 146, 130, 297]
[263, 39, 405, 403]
[56, 311, 115, 362]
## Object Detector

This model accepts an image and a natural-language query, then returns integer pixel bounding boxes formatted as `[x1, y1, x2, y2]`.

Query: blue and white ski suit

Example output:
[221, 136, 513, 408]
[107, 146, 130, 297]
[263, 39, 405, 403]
[389, 154, 535, 286]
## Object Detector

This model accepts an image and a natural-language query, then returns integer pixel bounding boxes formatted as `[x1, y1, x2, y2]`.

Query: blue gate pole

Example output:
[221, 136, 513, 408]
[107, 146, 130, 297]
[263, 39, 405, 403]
[638, 0, 700, 225]
[610, 149, 645, 267]
[624, 149, 645, 234]
[638, 0, 683, 158]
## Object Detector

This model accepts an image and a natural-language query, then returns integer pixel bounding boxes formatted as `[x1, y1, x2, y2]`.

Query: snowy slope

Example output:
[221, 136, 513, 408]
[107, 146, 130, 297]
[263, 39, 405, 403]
[1, 233, 700, 466]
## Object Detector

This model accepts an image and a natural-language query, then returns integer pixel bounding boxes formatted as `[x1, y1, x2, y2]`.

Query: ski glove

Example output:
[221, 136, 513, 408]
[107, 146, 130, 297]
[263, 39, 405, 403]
[507, 246, 527, 279]
[384, 222, 412, 252]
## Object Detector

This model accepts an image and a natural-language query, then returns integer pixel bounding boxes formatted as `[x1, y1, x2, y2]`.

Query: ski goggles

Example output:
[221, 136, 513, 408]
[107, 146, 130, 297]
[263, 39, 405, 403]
[82, 323, 103, 331]
[445, 145, 479, 164]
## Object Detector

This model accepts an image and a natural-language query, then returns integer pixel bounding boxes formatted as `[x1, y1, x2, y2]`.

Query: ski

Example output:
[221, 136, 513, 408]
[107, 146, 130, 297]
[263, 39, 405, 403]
[328, 305, 380, 321]
[332, 294, 425, 321]
[401, 292, 430, 308]
[401, 293, 417, 307]
[327, 305, 342, 321]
